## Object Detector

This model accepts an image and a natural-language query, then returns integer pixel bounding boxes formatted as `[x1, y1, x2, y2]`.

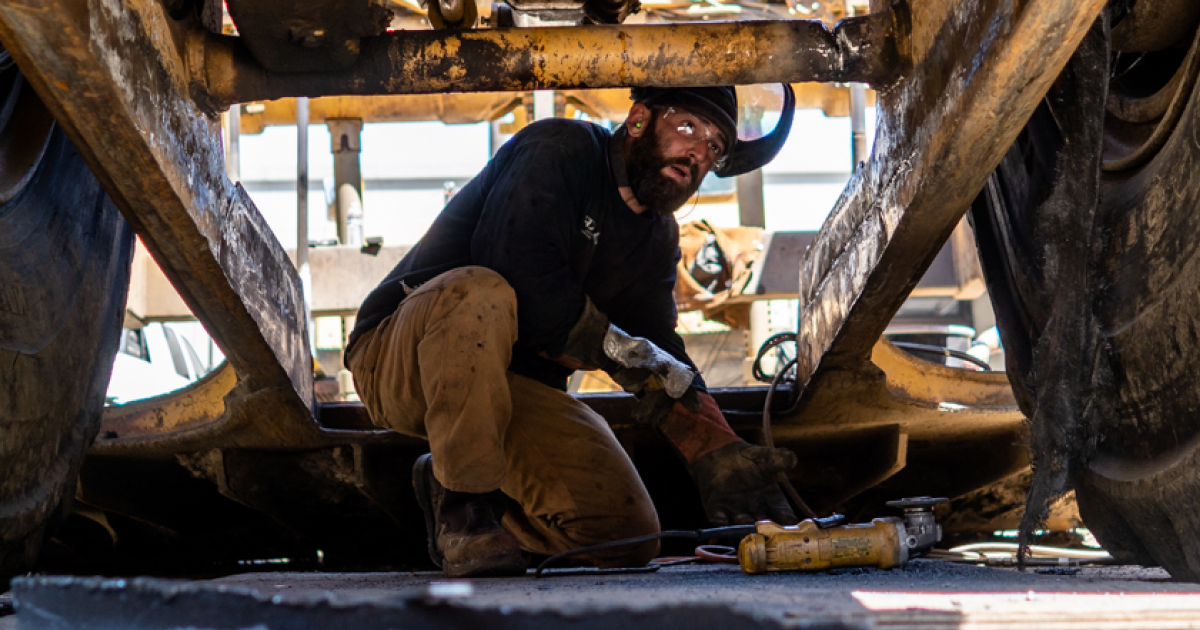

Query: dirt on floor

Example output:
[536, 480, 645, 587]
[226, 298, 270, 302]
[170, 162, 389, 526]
[6, 561, 1200, 629]
[207, 561, 1197, 627]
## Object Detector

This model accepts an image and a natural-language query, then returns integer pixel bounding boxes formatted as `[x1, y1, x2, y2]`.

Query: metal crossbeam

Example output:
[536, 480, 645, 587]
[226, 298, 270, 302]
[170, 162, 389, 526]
[197, 14, 903, 109]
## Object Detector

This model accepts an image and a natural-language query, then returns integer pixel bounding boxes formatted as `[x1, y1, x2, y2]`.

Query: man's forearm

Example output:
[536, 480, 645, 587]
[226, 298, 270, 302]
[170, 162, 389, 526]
[659, 391, 741, 462]
[665, 391, 799, 526]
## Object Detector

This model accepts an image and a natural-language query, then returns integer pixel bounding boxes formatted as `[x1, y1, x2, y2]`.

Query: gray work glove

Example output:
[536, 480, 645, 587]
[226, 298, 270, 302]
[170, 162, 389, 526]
[604, 329, 702, 425]
[552, 298, 701, 425]
[687, 441, 799, 526]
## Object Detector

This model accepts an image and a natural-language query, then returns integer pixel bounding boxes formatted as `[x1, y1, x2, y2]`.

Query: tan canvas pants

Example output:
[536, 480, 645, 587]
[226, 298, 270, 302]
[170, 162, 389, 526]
[346, 266, 660, 567]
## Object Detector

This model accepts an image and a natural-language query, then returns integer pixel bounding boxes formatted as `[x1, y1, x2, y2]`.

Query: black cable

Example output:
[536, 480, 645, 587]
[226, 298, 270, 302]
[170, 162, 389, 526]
[745, 332, 816, 518]
[537, 330, 822, 578]
[534, 525, 756, 577]
[763, 357, 817, 520]
[751, 331, 798, 383]
[889, 341, 993, 371]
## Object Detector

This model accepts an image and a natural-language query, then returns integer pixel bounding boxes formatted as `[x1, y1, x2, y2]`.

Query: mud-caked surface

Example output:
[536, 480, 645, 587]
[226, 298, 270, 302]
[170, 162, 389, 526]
[210, 561, 1199, 624]
[8, 562, 1200, 629]
[211, 560, 1189, 606]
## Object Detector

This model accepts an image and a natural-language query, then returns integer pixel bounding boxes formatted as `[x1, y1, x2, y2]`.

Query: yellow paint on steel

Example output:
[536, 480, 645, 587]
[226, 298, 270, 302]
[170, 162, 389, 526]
[239, 84, 877, 132]
[770, 336, 1024, 467]
[97, 362, 238, 454]
[238, 94, 521, 134]
[870, 337, 1016, 408]
[390, 22, 832, 90]
[201, 14, 898, 107]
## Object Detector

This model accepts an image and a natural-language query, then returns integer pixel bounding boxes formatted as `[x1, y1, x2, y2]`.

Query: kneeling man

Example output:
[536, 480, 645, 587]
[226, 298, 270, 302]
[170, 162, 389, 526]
[347, 85, 800, 577]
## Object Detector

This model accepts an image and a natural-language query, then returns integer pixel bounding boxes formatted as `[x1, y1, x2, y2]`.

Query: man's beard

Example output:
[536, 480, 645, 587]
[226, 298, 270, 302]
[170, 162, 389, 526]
[626, 117, 702, 215]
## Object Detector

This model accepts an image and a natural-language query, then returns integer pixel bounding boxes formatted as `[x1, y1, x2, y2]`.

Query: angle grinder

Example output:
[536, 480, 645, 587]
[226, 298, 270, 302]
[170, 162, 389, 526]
[738, 497, 948, 574]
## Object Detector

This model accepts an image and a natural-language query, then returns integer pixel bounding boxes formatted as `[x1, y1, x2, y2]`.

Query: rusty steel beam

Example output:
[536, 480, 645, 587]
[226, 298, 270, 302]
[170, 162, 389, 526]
[238, 84, 877, 133]
[0, 0, 322, 446]
[196, 13, 906, 109]
[791, 0, 1107, 404]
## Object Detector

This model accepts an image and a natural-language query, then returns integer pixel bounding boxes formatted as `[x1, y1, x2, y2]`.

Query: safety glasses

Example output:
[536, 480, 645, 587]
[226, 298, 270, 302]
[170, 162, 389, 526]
[661, 107, 729, 170]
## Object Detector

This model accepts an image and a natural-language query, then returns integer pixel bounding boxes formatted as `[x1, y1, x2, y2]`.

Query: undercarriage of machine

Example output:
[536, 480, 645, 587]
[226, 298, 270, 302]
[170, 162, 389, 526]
[8, 0, 1200, 583]
[973, 0, 1200, 577]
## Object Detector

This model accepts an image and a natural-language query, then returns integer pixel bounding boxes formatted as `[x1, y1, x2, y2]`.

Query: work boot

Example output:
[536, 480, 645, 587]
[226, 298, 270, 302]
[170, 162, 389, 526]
[412, 453, 526, 577]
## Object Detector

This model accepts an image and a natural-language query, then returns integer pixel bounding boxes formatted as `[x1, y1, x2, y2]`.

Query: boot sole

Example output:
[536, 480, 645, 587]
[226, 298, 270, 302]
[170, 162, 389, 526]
[412, 453, 443, 569]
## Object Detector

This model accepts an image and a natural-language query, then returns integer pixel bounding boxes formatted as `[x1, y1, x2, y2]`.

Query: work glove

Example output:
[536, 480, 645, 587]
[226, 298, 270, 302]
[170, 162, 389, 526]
[606, 354, 702, 427]
[550, 298, 701, 425]
[687, 441, 800, 527]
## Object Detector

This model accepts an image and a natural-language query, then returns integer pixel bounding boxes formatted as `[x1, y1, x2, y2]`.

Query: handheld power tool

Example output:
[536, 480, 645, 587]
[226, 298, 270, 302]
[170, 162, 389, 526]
[534, 496, 948, 577]
[738, 497, 947, 574]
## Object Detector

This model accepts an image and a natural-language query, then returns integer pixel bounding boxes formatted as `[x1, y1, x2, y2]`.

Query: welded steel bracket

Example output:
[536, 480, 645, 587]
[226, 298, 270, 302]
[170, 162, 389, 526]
[792, 0, 1108, 405]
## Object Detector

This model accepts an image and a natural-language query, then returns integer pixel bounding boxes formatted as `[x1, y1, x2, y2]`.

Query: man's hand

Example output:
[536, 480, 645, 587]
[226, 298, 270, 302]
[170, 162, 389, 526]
[602, 330, 695, 401]
[687, 441, 799, 526]
[610, 368, 701, 426]
[549, 297, 701, 426]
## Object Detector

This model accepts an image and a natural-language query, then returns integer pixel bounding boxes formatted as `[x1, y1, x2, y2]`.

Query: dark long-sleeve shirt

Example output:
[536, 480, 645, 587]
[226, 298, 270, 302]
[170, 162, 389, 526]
[348, 118, 704, 391]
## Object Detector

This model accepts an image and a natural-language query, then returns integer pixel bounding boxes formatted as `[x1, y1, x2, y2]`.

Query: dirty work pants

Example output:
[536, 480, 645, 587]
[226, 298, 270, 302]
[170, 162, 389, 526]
[346, 266, 660, 567]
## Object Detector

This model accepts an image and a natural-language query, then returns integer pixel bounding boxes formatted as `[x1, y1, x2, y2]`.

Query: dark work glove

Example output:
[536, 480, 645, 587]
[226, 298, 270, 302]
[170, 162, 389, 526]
[687, 441, 799, 526]
[611, 368, 701, 426]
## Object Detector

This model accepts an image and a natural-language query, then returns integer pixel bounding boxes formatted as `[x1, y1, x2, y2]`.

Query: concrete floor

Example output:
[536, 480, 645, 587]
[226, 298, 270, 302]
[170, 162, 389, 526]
[8, 561, 1200, 629]
[212, 559, 1189, 600]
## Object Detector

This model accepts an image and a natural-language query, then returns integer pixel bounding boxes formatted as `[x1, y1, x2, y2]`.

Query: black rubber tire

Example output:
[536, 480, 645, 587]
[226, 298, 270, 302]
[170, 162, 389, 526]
[0, 62, 134, 588]
[970, 16, 1200, 578]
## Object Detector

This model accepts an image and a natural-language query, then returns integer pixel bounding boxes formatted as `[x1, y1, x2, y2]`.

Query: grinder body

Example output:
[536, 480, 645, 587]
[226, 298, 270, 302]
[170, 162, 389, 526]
[737, 497, 946, 575]
[738, 517, 908, 574]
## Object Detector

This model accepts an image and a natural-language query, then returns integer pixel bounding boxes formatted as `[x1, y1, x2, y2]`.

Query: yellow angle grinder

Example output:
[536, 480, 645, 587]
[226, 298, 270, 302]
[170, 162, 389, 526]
[738, 497, 948, 574]
[534, 496, 948, 577]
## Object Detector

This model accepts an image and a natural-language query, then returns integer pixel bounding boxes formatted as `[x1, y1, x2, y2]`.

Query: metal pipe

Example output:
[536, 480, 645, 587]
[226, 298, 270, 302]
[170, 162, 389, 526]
[225, 105, 241, 181]
[296, 97, 314, 352]
[488, 119, 504, 157]
[533, 90, 556, 121]
[327, 118, 365, 246]
[848, 83, 867, 165]
[736, 104, 766, 228]
[845, 1, 869, 167]
[198, 14, 905, 109]
[297, 98, 310, 268]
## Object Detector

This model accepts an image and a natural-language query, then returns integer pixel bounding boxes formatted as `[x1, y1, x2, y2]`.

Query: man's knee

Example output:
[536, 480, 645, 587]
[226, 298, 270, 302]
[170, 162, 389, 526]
[589, 507, 661, 568]
[426, 267, 517, 330]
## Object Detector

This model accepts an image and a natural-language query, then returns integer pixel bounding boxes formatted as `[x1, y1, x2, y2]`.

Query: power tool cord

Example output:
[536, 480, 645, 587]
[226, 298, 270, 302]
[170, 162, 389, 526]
[536, 333, 817, 578]
[534, 525, 756, 577]
[763, 355, 817, 520]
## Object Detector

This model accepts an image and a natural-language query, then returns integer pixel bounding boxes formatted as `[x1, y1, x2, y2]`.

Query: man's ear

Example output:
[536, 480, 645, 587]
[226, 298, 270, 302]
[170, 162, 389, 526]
[626, 103, 651, 137]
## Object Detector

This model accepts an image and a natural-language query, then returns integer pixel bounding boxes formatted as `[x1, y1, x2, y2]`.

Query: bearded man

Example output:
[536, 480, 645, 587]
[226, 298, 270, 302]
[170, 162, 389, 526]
[346, 85, 800, 577]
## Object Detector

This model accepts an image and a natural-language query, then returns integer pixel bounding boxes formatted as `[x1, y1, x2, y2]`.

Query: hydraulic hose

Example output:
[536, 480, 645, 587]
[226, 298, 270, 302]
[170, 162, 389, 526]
[949, 542, 1112, 560]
